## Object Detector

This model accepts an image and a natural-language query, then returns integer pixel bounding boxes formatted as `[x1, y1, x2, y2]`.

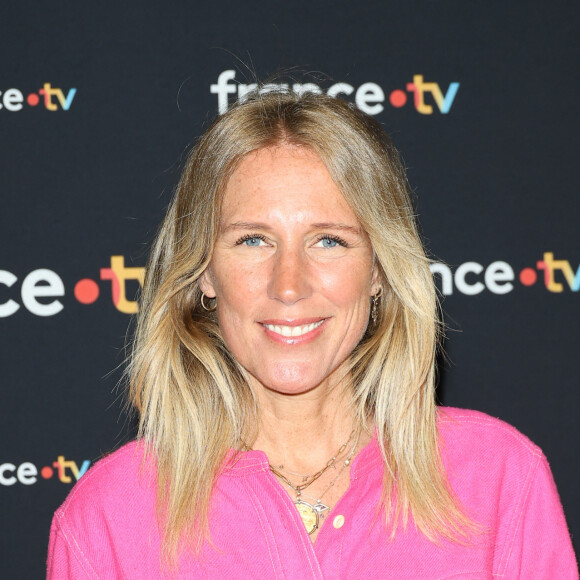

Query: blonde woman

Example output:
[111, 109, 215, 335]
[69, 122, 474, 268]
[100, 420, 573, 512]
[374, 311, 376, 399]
[48, 90, 576, 578]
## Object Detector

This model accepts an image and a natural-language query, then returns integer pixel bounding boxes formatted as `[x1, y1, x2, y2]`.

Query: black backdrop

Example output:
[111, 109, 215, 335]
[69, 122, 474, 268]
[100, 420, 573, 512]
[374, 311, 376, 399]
[1, 2, 578, 577]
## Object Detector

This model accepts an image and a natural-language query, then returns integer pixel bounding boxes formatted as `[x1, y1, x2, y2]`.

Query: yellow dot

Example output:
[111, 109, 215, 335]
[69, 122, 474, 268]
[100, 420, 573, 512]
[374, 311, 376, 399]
[333, 515, 345, 529]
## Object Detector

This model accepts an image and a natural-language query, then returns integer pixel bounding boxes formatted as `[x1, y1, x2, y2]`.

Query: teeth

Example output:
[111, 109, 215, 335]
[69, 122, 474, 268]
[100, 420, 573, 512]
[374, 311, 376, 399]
[264, 320, 324, 337]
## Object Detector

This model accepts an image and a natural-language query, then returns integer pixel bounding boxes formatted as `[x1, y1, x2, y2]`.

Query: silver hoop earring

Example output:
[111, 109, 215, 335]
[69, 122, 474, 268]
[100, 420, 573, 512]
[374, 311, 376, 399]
[371, 288, 383, 325]
[200, 293, 217, 312]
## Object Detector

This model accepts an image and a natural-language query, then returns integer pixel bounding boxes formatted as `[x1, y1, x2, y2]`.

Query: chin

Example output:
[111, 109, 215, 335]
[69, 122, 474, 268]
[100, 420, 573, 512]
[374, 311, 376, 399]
[253, 364, 325, 395]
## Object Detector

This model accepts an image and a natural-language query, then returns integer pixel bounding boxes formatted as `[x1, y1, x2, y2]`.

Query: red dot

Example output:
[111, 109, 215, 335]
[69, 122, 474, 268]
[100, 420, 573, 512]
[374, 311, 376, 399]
[74, 278, 100, 304]
[389, 90, 407, 108]
[519, 268, 537, 286]
[27, 93, 40, 106]
[41, 466, 53, 479]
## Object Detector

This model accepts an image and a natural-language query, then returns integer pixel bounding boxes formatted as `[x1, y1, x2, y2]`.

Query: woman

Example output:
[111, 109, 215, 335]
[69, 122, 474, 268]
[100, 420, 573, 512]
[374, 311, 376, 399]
[48, 89, 577, 578]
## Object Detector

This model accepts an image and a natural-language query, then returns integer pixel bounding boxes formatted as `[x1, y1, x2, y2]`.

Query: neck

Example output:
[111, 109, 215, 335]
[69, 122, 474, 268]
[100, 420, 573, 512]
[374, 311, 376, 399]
[251, 378, 357, 474]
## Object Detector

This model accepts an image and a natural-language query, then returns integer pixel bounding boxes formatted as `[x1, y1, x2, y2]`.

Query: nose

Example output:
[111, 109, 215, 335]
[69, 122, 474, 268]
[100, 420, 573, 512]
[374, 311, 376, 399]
[267, 246, 313, 305]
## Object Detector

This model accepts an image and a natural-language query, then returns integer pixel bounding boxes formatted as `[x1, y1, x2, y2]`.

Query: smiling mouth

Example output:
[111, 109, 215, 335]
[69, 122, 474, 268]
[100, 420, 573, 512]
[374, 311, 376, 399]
[262, 320, 325, 338]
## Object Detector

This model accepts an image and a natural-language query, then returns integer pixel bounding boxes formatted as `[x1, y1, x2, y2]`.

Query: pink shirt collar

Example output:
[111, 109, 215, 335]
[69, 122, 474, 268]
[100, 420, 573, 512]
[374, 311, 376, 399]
[222, 431, 383, 480]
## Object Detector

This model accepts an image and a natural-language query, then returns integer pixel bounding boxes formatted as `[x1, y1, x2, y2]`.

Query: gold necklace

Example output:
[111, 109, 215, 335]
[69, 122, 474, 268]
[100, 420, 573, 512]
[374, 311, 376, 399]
[299, 443, 358, 522]
[269, 431, 357, 535]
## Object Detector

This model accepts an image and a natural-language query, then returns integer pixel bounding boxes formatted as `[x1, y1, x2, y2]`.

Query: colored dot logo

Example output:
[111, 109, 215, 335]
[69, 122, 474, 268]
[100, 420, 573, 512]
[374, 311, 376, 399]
[519, 268, 538, 286]
[74, 278, 100, 304]
[27, 93, 40, 106]
[389, 89, 407, 108]
[40, 466, 54, 479]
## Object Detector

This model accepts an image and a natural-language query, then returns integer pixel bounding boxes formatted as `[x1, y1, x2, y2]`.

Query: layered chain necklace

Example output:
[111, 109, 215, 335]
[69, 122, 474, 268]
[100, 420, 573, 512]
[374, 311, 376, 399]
[269, 430, 358, 535]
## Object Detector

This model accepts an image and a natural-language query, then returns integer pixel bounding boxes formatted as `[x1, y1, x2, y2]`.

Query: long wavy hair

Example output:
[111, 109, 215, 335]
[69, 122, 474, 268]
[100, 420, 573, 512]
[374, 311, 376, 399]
[128, 88, 472, 562]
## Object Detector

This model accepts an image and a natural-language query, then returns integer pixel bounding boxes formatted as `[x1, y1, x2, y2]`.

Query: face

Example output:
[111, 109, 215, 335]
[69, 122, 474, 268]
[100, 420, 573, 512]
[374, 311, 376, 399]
[200, 145, 380, 396]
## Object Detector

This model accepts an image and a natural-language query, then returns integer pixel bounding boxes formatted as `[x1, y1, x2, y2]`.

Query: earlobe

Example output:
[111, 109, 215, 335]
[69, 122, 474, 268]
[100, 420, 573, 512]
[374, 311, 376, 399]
[370, 262, 382, 297]
[371, 286, 383, 299]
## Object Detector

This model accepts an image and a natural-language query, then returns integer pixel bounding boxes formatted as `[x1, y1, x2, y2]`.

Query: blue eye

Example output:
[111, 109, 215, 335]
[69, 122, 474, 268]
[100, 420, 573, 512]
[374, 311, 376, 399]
[316, 235, 347, 248]
[235, 233, 268, 247]
[241, 236, 264, 247]
[320, 237, 338, 248]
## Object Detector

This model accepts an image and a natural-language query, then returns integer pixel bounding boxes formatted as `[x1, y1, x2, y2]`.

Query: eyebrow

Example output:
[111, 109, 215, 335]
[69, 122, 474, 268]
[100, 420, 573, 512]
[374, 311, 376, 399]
[222, 221, 362, 235]
[221, 222, 273, 233]
[311, 223, 362, 235]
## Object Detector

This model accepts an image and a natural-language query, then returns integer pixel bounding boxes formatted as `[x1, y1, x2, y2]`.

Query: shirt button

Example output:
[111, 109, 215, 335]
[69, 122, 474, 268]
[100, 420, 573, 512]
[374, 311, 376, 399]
[333, 515, 345, 529]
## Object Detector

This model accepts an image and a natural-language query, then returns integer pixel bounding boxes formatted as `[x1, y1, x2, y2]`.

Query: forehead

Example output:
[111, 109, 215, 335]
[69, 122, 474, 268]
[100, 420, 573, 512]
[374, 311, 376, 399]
[220, 145, 359, 225]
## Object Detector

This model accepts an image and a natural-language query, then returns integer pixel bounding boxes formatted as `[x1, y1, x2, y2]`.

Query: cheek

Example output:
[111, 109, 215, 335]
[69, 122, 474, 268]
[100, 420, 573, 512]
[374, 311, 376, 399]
[215, 298, 255, 365]
[212, 263, 264, 338]
[212, 260, 263, 301]
[320, 262, 373, 308]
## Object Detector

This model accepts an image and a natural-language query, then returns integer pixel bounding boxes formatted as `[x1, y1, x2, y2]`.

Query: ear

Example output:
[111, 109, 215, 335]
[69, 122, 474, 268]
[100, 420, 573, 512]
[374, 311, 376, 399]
[199, 269, 217, 299]
[370, 258, 382, 297]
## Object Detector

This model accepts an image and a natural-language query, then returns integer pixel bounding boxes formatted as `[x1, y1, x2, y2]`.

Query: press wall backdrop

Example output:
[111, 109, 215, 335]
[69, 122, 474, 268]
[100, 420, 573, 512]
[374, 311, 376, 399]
[1, 1, 578, 576]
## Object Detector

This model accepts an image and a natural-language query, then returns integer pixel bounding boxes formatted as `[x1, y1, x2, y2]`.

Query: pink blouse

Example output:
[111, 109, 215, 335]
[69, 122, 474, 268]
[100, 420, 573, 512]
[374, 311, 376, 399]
[47, 408, 578, 578]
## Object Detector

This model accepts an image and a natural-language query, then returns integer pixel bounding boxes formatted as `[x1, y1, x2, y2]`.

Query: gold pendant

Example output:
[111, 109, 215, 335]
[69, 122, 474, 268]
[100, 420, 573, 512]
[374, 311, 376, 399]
[294, 500, 319, 534]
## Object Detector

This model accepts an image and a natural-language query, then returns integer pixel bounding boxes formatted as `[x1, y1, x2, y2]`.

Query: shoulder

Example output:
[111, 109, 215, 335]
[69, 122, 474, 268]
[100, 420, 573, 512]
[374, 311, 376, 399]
[437, 406, 543, 459]
[436, 408, 577, 576]
[48, 442, 161, 577]
[436, 407, 547, 508]
[53, 440, 156, 529]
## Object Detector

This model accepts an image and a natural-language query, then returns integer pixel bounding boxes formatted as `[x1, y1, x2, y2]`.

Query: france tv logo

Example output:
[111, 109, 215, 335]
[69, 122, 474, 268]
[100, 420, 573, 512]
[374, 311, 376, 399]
[210, 70, 460, 116]
[0, 83, 77, 111]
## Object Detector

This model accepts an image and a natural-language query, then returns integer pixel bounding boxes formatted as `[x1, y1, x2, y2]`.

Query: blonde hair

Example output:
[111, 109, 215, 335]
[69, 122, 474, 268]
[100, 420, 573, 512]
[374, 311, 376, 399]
[129, 89, 472, 562]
